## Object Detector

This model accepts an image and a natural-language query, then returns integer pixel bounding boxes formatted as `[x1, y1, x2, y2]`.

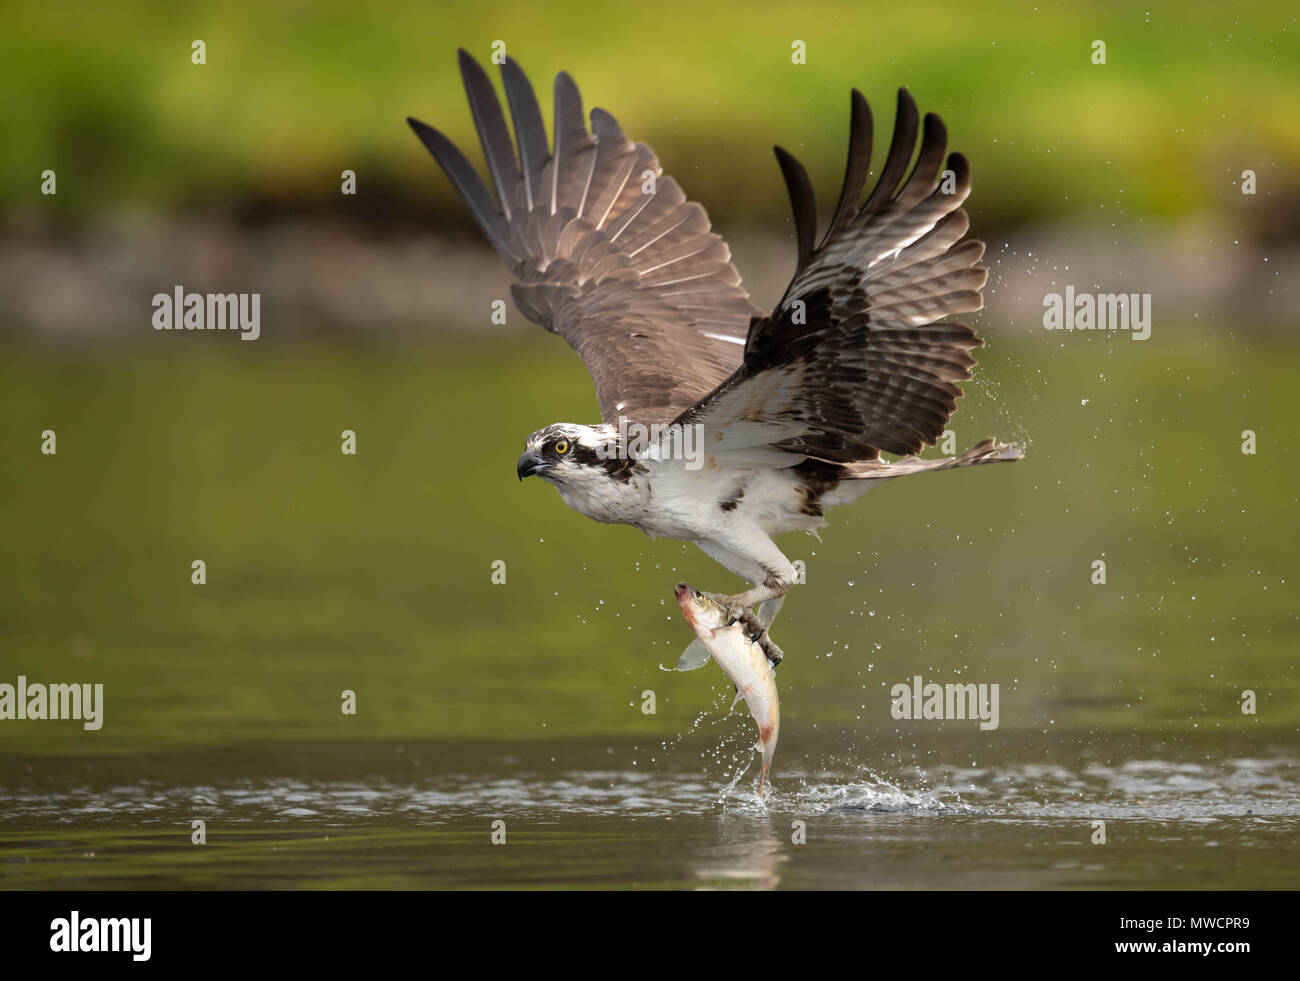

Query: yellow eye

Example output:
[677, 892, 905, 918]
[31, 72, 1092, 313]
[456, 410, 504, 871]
[554, 440, 569, 455]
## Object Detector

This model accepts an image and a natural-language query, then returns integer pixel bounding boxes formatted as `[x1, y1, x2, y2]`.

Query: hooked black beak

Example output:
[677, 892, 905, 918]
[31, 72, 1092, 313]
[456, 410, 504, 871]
[517, 448, 548, 481]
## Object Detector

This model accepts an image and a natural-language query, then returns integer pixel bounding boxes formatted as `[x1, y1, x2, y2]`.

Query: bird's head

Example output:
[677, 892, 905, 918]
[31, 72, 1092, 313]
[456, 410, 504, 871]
[516, 423, 622, 486]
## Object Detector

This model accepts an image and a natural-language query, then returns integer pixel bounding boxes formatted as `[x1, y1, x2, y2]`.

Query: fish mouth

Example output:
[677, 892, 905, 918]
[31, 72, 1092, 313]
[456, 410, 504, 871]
[674, 582, 697, 624]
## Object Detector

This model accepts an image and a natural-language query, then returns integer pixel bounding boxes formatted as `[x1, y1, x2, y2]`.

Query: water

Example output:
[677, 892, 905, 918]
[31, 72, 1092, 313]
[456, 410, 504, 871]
[1, 332, 1297, 889]
[3, 734, 1296, 889]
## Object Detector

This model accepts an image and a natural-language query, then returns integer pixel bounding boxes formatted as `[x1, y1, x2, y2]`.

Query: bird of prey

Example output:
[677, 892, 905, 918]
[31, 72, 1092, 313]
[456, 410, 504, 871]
[407, 50, 1022, 665]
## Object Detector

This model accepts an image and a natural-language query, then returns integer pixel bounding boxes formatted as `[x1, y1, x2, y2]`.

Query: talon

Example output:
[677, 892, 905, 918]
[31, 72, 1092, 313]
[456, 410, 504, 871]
[758, 632, 784, 668]
[701, 590, 784, 667]
[737, 609, 765, 638]
[703, 591, 747, 625]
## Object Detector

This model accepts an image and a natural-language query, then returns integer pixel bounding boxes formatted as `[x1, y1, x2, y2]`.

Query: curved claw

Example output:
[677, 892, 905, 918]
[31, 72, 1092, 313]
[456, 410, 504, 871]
[758, 632, 784, 668]
[701, 591, 784, 666]
[702, 591, 746, 625]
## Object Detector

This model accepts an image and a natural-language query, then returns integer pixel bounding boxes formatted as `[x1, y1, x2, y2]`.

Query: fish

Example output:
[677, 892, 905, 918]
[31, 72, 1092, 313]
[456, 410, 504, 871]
[674, 582, 780, 797]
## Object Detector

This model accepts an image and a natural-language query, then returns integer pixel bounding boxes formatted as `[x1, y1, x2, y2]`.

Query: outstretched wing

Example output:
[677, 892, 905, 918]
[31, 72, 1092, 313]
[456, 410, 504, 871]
[408, 50, 760, 425]
[676, 89, 986, 464]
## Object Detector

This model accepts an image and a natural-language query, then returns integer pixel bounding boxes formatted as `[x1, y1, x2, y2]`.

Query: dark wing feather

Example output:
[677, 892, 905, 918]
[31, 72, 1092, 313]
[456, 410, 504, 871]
[458, 50, 522, 222]
[408, 50, 759, 425]
[677, 88, 986, 463]
[499, 58, 548, 211]
[774, 147, 816, 273]
[825, 90, 873, 245]
[407, 118, 516, 262]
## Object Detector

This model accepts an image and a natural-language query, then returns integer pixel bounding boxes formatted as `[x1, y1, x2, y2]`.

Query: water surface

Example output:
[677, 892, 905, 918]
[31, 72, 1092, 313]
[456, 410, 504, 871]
[1, 332, 1296, 889]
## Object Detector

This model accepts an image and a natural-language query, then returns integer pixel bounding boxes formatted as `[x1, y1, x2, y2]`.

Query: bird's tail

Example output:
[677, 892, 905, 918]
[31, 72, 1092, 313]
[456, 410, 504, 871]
[843, 437, 1024, 482]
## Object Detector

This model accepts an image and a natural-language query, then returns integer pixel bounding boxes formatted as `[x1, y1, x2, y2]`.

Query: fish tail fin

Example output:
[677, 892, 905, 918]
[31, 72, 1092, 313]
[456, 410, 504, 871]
[757, 724, 777, 797]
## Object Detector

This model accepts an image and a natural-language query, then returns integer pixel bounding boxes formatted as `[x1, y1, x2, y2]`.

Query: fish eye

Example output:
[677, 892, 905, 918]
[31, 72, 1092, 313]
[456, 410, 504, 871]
[554, 439, 569, 455]
[694, 589, 702, 599]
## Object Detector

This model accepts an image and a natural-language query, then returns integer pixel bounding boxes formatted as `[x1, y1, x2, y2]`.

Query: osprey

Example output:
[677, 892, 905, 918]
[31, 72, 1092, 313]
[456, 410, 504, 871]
[408, 51, 1022, 664]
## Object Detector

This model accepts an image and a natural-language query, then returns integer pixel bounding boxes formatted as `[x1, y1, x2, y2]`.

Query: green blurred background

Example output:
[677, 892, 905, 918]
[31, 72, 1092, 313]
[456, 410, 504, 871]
[5, 0, 1298, 226]
[0, 0, 1296, 761]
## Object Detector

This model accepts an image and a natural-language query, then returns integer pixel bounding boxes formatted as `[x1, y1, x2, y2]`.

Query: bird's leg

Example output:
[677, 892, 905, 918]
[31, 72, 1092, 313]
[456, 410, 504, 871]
[704, 581, 788, 624]
[725, 605, 783, 666]
[704, 585, 790, 667]
[757, 632, 784, 667]
[754, 595, 786, 633]
[753, 595, 786, 667]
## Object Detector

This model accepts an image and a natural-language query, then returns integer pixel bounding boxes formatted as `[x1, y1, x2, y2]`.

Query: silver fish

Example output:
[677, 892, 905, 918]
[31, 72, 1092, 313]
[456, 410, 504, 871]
[675, 582, 780, 797]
